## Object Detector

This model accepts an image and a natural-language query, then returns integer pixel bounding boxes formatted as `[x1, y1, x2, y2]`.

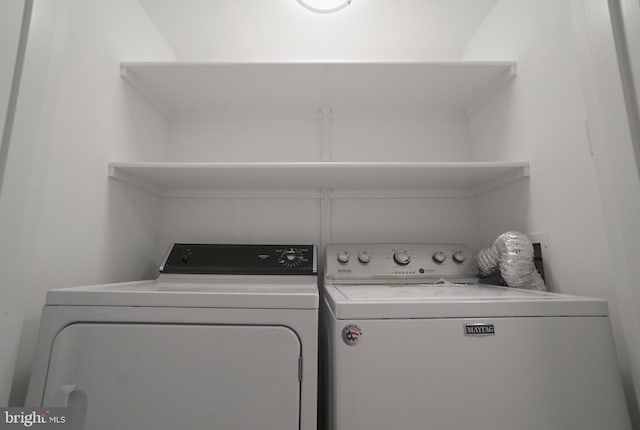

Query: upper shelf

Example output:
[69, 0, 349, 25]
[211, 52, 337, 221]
[108, 161, 529, 198]
[120, 62, 516, 119]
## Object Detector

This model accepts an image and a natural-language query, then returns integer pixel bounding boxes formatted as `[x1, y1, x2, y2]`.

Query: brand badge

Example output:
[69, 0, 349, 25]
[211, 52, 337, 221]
[342, 324, 362, 345]
[464, 323, 495, 336]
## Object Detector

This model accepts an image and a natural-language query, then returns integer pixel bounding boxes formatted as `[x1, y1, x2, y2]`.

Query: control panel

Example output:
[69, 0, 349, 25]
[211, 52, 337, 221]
[325, 243, 477, 280]
[161, 244, 316, 275]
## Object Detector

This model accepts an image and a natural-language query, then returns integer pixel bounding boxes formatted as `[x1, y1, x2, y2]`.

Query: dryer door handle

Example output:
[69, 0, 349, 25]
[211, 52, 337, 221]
[56, 384, 77, 407]
[54, 384, 88, 430]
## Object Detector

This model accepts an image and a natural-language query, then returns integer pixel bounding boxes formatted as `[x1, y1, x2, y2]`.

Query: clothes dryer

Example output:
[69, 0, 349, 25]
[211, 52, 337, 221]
[27, 244, 318, 430]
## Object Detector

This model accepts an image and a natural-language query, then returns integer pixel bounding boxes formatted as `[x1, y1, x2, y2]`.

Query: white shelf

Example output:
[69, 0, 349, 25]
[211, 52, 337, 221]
[120, 62, 516, 119]
[108, 161, 530, 198]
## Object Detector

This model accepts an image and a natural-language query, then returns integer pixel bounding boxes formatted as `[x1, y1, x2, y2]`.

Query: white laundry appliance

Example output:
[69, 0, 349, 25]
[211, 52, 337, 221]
[26, 243, 318, 430]
[321, 243, 631, 430]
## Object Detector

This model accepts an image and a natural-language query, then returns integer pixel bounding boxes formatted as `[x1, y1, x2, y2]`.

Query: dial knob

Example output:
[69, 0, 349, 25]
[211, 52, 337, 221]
[280, 248, 303, 267]
[358, 251, 370, 264]
[181, 250, 192, 263]
[452, 251, 466, 263]
[393, 249, 411, 266]
[432, 251, 447, 264]
[337, 251, 350, 264]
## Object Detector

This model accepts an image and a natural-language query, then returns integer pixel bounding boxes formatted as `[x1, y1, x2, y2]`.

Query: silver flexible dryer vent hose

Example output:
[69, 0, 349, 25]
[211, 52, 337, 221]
[476, 231, 547, 291]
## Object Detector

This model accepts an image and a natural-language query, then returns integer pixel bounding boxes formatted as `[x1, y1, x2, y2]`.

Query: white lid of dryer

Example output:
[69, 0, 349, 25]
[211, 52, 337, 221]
[46, 275, 319, 309]
[45, 243, 319, 309]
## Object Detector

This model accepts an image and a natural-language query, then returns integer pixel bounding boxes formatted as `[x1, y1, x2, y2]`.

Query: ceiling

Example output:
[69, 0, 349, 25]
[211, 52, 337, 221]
[137, 0, 498, 61]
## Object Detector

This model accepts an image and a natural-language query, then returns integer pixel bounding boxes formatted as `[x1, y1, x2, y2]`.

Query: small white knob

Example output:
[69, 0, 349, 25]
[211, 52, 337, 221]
[394, 249, 411, 266]
[452, 251, 466, 263]
[432, 251, 446, 264]
[337, 251, 350, 264]
[358, 251, 370, 264]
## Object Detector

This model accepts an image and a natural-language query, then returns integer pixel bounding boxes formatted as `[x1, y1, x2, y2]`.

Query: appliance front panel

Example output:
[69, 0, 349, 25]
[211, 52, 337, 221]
[328, 315, 630, 430]
[43, 323, 302, 429]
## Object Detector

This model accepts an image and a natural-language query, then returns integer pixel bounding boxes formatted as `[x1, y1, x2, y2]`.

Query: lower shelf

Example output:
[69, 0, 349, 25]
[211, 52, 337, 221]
[108, 161, 530, 198]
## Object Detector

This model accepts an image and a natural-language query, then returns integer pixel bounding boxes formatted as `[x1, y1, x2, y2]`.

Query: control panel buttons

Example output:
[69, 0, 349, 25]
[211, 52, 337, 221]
[432, 251, 447, 264]
[393, 249, 411, 266]
[358, 251, 370, 264]
[452, 251, 466, 263]
[337, 251, 350, 264]
[325, 244, 475, 279]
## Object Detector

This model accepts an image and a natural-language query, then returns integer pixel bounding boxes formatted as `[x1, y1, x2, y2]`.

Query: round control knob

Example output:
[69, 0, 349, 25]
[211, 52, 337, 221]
[432, 251, 447, 264]
[393, 249, 411, 266]
[358, 251, 370, 264]
[337, 251, 350, 264]
[280, 248, 303, 267]
[452, 251, 466, 263]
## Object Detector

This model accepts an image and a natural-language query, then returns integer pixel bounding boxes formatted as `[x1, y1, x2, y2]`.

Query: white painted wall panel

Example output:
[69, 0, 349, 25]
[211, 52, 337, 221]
[331, 118, 470, 161]
[167, 119, 321, 161]
[462, 0, 639, 423]
[621, 0, 640, 124]
[0, 0, 26, 408]
[3, 0, 174, 406]
[571, 0, 640, 423]
[167, 118, 471, 163]
[157, 198, 322, 263]
[330, 198, 480, 251]
[0, 0, 63, 408]
[0, 0, 23, 150]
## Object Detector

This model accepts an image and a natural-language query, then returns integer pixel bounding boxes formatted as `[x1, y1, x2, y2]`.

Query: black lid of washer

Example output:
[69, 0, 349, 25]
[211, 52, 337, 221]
[160, 244, 317, 275]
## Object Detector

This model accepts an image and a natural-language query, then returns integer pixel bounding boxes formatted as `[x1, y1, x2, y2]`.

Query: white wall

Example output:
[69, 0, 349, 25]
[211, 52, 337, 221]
[571, 0, 640, 425]
[330, 197, 479, 246]
[157, 197, 323, 263]
[167, 118, 470, 162]
[0, 0, 27, 408]
[167, 118, 321, 161]
[137, 0, 497, 61]
[620, 0, 640, 124]
[462, 0, 639, 424]
[2, 0, 175, 405]
[331, 118, 470, 162]
[0, 0, 24, 149]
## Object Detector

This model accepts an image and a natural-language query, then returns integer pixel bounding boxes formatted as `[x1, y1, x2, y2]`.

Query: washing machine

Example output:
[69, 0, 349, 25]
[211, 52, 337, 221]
[26, 243, 318, 430]
[321, 243, 631, 430]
